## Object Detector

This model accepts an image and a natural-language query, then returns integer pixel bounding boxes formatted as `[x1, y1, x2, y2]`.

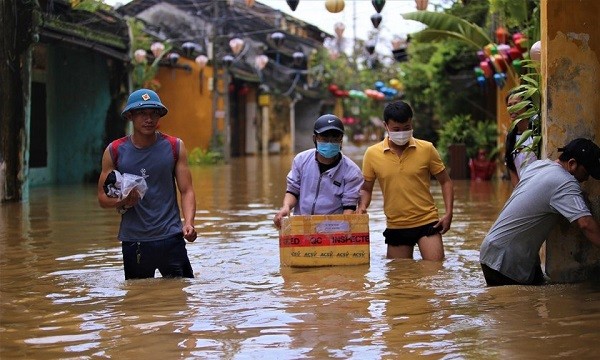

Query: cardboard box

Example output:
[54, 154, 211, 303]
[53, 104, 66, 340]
[279, 214, 370, 267]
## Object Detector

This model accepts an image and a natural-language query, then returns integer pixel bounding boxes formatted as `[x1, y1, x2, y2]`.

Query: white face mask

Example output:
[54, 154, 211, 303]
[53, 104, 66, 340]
[388, 130, 413, 146]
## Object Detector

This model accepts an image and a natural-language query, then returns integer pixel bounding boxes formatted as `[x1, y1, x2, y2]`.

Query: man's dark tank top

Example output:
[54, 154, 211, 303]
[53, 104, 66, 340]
[109, 132, 182, 242]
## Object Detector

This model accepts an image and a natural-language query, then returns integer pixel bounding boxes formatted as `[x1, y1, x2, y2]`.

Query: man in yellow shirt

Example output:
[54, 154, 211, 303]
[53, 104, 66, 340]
[358, 100, 454, 260]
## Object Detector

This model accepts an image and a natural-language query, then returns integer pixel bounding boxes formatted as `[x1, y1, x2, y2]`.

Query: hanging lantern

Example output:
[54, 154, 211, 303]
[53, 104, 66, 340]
[483, 43, 494, 57]
[493, 73, 506, 88]
[515, 37, 529, 52]
[292, 50, 305, 67]
[245, 0, 255, 7]
[476, 50, 486, 61]
[270, 32, 286, 48]
[497, 44, 511, 56]
[512, 59, 522, 73]
[229, 38, 245, 55]
[325, 0, 345, 13]
[167, 53, 180, 66]
[372, 0, 385, 13]
[492, 54, 507, 72]
[222, 55, 234, 68]
[370, 13, 382, 29]
[150, 42, 165, 58]
[286, 0, 299, 11]
[476, 75, 486, 88]
[182, 42, 198, 58]
[365, 41, 376, 55]
[495, 27, 508, 44]
[195, 55, 208, 69]
[391, 36, 406, 50]
[529, 40, 541, 61]
[508, 47, 522, 60]
[255, 54, 269, 70]
[133, 49, 147, 64]
[479, 61, 493, 78]
[415, 0, 428, 11]
[195, 55, 209, 94]
[334, 22, 345, 38]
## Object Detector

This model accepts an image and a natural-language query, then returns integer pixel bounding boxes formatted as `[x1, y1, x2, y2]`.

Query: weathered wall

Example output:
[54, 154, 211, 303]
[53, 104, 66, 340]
[154, 58, 214, 153]
[543, 0, 600, 282]
[29, 45, 110, 186]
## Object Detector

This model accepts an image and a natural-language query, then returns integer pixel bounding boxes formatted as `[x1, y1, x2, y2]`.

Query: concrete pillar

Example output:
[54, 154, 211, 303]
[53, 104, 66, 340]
[543, 0, 600, 282]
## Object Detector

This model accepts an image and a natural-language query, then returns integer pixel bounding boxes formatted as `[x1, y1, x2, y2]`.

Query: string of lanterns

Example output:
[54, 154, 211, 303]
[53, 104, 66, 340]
[473, 27, 530, 89]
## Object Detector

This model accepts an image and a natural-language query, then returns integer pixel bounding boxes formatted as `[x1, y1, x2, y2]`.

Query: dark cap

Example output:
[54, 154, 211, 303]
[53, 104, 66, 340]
[558, 138, 600, 179]
[314, 114, 344, 134]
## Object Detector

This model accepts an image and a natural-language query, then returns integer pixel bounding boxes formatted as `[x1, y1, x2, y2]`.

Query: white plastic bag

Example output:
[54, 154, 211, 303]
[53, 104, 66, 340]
[120, 172, 148, 200]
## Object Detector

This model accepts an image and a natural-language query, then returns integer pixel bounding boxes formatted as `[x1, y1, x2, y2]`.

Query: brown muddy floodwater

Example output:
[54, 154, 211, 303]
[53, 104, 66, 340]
[2, 154, 600, 359]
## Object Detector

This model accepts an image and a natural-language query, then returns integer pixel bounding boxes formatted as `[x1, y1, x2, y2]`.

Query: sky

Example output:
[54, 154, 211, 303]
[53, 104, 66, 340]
[106, 0, 432, 53]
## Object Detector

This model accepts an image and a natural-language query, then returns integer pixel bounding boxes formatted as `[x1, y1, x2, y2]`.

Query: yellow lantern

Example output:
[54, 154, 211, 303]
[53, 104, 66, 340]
[325, 0, 345, 13]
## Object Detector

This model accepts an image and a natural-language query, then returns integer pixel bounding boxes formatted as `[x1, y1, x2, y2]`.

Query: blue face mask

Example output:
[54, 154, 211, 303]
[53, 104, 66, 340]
[316, 142, 341, 159]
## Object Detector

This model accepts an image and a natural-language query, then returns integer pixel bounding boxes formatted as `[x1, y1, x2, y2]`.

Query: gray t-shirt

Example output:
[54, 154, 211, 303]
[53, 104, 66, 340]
[480, 159, 591, 284]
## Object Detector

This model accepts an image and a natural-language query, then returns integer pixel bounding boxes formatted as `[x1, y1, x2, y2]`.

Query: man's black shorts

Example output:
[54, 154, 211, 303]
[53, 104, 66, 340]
[383, 221, 440, 247]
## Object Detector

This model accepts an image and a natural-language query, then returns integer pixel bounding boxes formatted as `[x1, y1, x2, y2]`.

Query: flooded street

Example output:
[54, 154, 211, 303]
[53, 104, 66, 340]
[2, 154, 600, 359]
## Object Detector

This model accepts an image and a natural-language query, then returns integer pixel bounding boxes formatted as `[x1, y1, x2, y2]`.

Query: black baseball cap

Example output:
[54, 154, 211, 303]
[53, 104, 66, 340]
[558, 138, 600, 179]
[314, 114, 344, 134]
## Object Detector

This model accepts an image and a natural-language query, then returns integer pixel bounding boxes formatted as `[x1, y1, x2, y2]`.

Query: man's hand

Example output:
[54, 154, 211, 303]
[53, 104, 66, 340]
[183, 224, 197, 242]
[273, 207, 290, 229]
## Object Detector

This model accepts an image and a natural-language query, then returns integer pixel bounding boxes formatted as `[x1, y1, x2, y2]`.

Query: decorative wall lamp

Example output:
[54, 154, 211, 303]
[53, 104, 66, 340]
[222, 54, 235, 68]
[150, 42, 165, 58]
[255, 54, 269, 82]
[269, 32, 286, 63]
[134, 49, 147, 64]
[229, 37, 245, 56]
[195, 54, 209, 93]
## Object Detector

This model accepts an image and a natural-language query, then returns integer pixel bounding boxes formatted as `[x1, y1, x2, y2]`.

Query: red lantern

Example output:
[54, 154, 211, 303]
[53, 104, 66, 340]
[515, 37, 529, 52]
[495, 27, 508, 44]
[508, 47, 522, 60]
[328, 84, 339, 93]
[335, 89, 345, 97]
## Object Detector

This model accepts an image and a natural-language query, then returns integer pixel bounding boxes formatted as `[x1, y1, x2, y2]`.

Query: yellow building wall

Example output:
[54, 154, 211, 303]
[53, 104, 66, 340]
[543, 0, 600, 282]
[153, 58, 215, 153]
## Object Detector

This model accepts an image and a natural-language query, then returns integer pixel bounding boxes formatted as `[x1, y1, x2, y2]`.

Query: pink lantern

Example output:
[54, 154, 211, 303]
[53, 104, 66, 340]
[334, 22, 345, 38]
[195, 55, 209, 69]
[150, 42, 165, 58]
[415, 0, 428, 11]
[229, 38, 245, 55]
[255, 55, 269, 70]
[479, 61, 493, 78]
[133, 49, 147, 64]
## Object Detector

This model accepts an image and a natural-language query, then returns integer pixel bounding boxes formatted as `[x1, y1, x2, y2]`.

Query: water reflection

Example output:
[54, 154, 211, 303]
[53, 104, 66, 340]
[2, 156, 600, 359]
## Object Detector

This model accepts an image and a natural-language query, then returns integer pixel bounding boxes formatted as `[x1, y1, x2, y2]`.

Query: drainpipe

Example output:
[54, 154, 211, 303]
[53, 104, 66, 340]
[289, 95, 300, 154]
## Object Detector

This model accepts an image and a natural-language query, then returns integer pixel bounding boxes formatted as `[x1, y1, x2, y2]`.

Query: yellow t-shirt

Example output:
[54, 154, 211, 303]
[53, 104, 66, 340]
[362, 137, 445, 228]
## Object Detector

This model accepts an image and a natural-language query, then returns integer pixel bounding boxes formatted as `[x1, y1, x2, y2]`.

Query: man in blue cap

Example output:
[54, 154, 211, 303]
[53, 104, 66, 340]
[480, 138, 600, 286]
[97, 89, 197, 280]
